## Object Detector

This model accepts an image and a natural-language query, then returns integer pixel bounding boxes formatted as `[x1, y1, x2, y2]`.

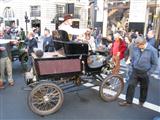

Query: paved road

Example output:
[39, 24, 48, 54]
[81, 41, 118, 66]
[0, 59, 160, 120]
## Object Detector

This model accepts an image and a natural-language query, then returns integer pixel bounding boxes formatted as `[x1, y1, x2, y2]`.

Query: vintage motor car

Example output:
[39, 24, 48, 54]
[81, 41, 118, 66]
[24, 40, 124, 116]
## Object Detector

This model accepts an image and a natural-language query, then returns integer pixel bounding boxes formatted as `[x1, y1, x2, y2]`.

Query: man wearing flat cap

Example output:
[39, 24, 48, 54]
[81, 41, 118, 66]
[119, 36, 158, 106]
[58, 14, 86, 36]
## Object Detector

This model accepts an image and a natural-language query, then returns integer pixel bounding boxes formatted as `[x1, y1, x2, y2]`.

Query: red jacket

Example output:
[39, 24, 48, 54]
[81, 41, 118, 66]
[110, 39, 127, 60]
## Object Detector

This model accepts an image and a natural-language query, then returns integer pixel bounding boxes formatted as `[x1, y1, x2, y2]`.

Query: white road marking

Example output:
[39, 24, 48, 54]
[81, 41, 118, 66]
[83, 83, 160, 113]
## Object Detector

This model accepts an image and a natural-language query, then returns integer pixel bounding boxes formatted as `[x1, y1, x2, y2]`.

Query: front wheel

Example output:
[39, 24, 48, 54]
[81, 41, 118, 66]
[99, 75, 124, 102]
[28, 82, 64, 116]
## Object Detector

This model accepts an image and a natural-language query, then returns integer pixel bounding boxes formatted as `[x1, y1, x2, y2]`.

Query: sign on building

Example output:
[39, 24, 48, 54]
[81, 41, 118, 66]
[96, 0, 104, 22]
[128, 0, 147, 34]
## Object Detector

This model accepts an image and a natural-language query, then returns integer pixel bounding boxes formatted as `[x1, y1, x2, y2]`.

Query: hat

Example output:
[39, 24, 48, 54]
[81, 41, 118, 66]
[35, 49, 44, 58]
[64, 14, 73, 21]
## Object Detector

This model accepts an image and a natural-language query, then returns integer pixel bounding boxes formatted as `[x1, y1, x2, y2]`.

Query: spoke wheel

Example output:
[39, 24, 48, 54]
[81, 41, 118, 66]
[99, 75, 124, 102]
[28, 82, 64, 116]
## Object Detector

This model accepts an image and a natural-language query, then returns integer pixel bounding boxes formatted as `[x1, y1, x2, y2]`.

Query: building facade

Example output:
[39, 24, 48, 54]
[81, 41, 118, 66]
[0, 0, 89, 35]
[89, 0, 160, 39]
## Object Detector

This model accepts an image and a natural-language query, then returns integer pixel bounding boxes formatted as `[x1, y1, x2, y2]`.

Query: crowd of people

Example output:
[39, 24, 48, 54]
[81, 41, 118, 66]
[0, 14, 159, 110]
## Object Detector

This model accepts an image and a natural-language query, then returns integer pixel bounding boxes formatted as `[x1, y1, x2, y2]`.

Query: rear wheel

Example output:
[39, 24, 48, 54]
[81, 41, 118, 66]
[99, 75, 124, 102]
[28, 82, 64, 116]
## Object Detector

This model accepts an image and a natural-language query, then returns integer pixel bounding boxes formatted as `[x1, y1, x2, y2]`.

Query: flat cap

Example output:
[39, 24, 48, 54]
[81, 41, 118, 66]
[134, 36, 146, 44]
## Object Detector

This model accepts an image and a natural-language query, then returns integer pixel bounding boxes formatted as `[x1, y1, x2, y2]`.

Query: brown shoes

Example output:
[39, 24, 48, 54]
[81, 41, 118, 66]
[9, 81, 14, 86]
[118, 100, 132, 106]
[0, 81, 4, 89]
[119, 100, 144, 107]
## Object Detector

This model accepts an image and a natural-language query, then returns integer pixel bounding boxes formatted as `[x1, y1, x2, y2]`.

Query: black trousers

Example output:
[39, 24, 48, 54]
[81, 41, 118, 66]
[126, 69, 149, 104]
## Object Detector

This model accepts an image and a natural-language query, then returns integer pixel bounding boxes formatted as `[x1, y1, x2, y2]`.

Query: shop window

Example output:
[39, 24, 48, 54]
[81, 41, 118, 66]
[30, 5, 41, 17]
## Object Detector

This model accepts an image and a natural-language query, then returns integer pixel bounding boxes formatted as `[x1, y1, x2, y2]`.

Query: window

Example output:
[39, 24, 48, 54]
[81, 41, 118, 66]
[56, 5, 65, 17]
[74, 7, 80, 18]
[30, 5, 41, 17]
[3, 7, 15, 19]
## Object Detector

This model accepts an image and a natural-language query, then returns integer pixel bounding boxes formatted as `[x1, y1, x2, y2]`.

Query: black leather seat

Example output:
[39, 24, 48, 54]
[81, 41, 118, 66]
[58, 30, 70, 42]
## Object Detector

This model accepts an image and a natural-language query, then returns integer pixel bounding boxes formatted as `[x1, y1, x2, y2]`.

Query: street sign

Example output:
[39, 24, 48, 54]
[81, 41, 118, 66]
[129, 0, 147, 22]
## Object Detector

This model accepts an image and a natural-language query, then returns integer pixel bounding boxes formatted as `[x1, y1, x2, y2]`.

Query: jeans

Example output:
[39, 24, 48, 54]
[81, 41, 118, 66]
[126, 64, 132, 82]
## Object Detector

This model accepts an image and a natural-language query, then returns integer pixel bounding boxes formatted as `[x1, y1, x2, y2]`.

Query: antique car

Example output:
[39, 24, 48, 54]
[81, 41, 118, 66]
[0, 39, 28, 71]
[24, 40, 124, 116]
[11, 40, 28, 70]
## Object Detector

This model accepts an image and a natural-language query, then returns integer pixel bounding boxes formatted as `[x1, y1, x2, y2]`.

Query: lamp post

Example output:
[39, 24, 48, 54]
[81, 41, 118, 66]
[89, 0, 95, 28]
[24, 12, 29, 35]
[102, 0, 108, 37]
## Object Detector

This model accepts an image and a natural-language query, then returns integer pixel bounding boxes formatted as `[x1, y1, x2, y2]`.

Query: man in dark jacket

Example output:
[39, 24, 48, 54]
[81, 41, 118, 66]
[119, 36, 158, 106]
[43, 28, 53, 52]
[24, 32, 38, 71]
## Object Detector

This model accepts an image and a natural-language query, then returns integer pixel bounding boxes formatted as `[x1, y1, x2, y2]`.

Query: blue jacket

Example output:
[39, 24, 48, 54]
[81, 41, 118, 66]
[25, 38, 38, 55]
[43, 36, 53, 52]
[131, 43, 158, 73]
[147, 37, 156, 47]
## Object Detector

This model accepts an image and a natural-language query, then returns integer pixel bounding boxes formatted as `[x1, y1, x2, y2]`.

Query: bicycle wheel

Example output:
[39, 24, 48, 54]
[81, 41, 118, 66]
[99, 74, 124, 102]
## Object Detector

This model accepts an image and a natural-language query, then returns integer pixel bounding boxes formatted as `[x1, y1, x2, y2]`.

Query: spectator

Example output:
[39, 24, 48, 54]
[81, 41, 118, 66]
[10, 22, 18, 39]
[95, 30, 102, 48]
[4, 26, 11, 39]
[0, 29, 4, 39]
[19, 28, 26, 40]
[119, 36, 158, 106]
[124, 35, 134, 82]
[24, 32, 38, 71]
[147, 30, 156, 47]
[0, 30, 18, 88]
[43, 28, 53, 52]
[82, 29, 96, 51]
[33, 27, 39, 40]
[110, 33, 127, 74]
[48, 30, 60, 52]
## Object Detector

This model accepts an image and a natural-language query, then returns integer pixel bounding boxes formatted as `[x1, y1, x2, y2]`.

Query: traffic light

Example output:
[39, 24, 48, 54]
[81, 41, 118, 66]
[24, 12, 30, 23]
[25, 19, 30, 23]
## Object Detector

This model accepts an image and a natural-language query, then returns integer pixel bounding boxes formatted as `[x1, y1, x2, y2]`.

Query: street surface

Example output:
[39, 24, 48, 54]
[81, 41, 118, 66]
[0, 57, 160, 120]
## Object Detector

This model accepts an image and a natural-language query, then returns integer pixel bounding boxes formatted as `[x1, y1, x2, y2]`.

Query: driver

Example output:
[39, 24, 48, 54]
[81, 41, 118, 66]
[58, 14, 87, 40]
